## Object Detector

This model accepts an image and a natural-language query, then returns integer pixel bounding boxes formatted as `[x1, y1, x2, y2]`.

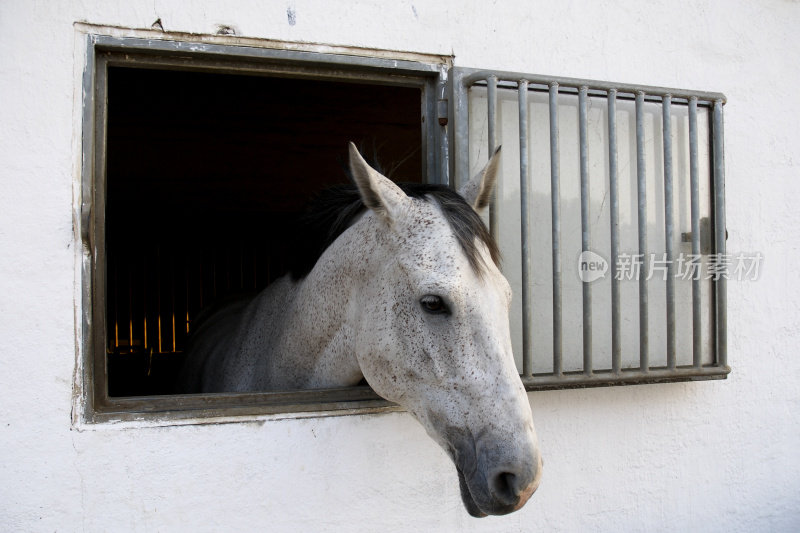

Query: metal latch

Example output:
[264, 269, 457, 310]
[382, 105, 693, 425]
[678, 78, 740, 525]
[681, 217, 727, 254]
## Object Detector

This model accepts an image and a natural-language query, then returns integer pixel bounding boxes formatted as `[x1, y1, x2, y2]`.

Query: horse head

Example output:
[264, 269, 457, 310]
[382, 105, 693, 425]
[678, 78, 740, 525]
[347, 143, 542, 517]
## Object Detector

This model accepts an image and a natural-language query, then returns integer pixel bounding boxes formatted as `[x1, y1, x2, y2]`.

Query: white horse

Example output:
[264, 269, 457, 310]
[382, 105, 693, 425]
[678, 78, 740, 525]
[178, 143, 542, 516]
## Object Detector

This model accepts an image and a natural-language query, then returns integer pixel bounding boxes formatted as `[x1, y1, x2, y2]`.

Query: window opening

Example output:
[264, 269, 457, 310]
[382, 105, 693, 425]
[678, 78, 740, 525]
[104, 67, 423, 397]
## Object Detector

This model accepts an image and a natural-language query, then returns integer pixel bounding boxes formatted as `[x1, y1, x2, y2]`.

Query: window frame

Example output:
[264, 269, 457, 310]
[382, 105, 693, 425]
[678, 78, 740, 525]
[77, 32, 730, 425]
[78, 33, 449, 423]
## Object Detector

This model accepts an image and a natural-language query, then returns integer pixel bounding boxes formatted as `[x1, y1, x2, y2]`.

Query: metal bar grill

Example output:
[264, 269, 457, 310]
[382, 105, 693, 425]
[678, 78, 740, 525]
[451, 67, 730, 389]
[107, 241, 278, 359]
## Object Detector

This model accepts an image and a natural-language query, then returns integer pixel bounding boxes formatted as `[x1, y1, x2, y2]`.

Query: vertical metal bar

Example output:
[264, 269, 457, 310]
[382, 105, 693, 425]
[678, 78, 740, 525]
[635, 91, 649, 371]
[452, 69, 470, 189]
[436, 66, 450, 187]
[518, 79, 533, 377]
[688, 97, 702, 367]
[713, 100, 727, 368]
[424, 79, 438, 183]
[487, 75, 498, 241]
[662, 95, 676, 369]
[579, 86, 592, 375]
[608, 89, 621, 374]
[487, 76, 497, 153]
[549, 82, 563, 376]
[440, 121, 450, 187]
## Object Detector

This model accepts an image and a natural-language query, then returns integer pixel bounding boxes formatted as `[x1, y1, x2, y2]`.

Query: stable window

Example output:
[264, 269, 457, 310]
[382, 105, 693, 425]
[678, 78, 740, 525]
[79, 34, 728, 423]
[80, 34, 447, 422]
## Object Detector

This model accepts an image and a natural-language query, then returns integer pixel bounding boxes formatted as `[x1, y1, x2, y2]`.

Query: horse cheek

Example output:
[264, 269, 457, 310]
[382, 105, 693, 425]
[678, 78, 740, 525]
[353, 305, 404, 403]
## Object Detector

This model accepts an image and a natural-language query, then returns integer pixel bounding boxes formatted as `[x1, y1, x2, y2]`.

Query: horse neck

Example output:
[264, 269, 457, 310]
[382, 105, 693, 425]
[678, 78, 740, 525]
[268, 213, 389, 388]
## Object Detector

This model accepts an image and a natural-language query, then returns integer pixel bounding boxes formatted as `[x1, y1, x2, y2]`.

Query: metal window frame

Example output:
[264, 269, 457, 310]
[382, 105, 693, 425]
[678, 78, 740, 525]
[449, 67, 730, 391]
[78, 34, 448, 423]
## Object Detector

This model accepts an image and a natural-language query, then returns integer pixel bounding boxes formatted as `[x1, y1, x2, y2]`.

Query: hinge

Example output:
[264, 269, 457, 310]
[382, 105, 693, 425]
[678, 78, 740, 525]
[437, 99, 448, 126]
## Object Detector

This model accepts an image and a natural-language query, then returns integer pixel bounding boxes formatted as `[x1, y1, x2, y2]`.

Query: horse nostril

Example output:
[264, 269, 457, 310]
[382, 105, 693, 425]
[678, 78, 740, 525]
[490, 471, 521, 506]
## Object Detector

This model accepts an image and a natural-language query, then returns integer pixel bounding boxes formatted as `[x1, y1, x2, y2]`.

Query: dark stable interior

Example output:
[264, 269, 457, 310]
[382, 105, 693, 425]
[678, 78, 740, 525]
[105, 66, 423, 396]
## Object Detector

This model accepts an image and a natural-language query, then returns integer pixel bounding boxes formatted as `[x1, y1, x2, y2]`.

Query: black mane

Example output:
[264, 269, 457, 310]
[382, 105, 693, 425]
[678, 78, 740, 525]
[289, 183, 501, 280]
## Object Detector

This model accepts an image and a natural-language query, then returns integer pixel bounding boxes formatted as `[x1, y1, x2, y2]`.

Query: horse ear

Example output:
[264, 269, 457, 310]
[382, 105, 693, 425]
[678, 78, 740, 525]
[459, 146, 502, 213]
[348, 142, 408, 224]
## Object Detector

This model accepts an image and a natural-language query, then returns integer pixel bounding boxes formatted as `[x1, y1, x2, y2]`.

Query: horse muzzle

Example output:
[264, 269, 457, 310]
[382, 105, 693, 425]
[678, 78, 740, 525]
[454, 441, 542, 517]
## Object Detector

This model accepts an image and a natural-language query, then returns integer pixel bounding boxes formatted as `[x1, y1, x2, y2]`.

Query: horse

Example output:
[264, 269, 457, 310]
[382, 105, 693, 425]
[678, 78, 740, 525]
[177, 143, 542, 517]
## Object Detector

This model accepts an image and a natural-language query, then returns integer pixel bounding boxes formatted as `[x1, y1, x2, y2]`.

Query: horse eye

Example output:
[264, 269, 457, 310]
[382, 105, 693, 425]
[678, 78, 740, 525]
[420, 295, 449, 315]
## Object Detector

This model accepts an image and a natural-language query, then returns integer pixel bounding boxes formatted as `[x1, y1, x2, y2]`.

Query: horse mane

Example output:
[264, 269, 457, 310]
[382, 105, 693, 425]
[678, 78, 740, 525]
[289, 182, 501, 280]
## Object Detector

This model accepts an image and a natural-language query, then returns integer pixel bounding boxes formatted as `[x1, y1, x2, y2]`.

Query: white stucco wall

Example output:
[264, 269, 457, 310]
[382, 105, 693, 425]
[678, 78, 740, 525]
[1, 1, 798, 531]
